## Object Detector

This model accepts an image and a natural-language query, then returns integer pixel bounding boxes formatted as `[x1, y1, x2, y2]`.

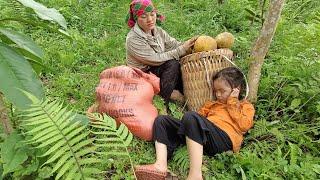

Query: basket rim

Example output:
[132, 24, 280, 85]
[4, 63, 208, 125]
[180, 49, 233, 64]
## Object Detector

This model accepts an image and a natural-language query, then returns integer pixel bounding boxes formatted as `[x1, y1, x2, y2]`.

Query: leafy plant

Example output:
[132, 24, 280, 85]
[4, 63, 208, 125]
[17, 92, 134, 179]
[168, 102, 184, 119]
[0, 131, 40, 179]
[1, 0, 320, 179]
[16, 0, 67, 30]
[89, 113, 135, 179]
[0, 42, 44, 109]
[171, 146, 189, 174]
[0, 131, 28, 176]
[20, 92, 101, 179]
[0, 0, 70, 136]
[153, 95, 167, 115]
[0, 0, 69, 108]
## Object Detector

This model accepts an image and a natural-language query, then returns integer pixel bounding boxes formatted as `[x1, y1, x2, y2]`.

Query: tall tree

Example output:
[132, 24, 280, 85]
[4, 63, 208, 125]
[248, 0, 285, 102]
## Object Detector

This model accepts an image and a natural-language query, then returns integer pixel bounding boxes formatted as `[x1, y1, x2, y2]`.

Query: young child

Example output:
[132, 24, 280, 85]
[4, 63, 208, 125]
[135, 67, 255, 180]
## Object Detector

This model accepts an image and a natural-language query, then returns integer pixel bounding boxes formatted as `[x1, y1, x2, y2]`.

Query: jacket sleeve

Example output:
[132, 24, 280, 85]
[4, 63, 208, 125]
[226, 97, 255, 133]
[197, 101, 214, 117]
[162, 30, 183, 51]
[126, 36, 186, 66]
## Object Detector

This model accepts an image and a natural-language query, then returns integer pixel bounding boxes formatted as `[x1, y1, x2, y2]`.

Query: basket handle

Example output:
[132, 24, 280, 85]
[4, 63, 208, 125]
[221, 55, 250, 99]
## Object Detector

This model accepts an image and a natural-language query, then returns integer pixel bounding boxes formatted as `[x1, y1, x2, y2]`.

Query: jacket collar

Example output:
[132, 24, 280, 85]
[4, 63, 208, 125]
[212, 100, 227, 107]
[132, 23, 159, 40]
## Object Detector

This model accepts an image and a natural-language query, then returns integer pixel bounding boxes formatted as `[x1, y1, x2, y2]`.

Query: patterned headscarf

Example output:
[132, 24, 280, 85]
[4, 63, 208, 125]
[126, 0, 165, 28]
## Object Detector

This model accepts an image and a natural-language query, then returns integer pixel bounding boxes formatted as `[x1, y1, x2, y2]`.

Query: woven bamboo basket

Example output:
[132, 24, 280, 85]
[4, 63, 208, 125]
[180, 48, 234, 111]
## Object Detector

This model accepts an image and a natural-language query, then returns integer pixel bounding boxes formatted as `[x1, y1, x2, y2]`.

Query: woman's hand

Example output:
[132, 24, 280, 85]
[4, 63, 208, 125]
[183, 36, 199, 51]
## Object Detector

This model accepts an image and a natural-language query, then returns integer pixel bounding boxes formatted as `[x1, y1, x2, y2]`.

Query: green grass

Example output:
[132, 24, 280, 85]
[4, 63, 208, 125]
[1, 0, 320, 179]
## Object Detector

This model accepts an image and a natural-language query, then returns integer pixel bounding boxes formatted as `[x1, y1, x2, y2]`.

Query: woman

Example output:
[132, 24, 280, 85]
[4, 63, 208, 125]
[125, 0, 197, 103]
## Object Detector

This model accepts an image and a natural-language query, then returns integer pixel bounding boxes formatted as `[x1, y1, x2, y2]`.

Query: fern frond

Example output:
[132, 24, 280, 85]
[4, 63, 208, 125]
[248, 119, 269, 139]
[172, 146, 189, 173]
[20, 92, 102, 180]
[89, 113, 135, 178]
[89, 113, 133, 157]
[289, 143, 302, 166]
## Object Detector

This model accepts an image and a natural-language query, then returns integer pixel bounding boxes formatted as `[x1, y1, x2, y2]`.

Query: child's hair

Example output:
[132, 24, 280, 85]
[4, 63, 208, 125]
[212, 67, 246, 98]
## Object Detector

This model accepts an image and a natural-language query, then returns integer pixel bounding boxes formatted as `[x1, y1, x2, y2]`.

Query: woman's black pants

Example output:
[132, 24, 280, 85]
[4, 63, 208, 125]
[147, 60, 183, 102]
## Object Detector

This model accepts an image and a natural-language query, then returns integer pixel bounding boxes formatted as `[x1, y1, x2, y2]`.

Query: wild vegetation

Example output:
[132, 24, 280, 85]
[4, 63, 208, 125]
[0, 0, 319, 179]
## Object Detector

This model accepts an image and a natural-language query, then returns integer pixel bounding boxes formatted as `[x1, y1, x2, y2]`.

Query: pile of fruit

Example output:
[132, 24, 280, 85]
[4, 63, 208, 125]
[192, 32, 235, 53]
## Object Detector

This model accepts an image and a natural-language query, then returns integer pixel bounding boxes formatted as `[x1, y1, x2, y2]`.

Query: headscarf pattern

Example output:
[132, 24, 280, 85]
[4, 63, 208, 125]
[125, 0, 165, 28]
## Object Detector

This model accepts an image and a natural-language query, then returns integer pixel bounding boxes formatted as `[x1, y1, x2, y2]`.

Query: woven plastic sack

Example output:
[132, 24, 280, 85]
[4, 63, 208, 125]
[89, 65, 160, 141]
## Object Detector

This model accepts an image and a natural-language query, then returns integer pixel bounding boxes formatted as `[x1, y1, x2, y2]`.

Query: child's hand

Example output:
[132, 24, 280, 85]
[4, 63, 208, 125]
[229, 88, 240, 98]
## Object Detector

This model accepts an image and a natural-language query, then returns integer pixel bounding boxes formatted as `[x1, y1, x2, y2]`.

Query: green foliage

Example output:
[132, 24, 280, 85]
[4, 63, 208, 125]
[16, 0, 67, 30]
[0, 43, 44, 109]
[168, 102, 184, 119]
[90, 114, 133, 156]
[283, 0, 318, 23]
[0, 131, 28, 176]
[171, 146, 189, 174]
[0, 131, 41, 179]
[0, 27, 44, 60]
[153, 95, 167, 115]
[90, 114, 135, 179]
[153, 95, 186, 118]
[20, 92, 101, 179]
[1, 0, 319, 179]
[0, 0, 70, 109]
[15, 92, 134, 179]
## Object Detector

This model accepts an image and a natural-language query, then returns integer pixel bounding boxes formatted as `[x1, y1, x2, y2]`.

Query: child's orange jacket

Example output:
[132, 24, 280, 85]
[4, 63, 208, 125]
[198, 97, 255, 152]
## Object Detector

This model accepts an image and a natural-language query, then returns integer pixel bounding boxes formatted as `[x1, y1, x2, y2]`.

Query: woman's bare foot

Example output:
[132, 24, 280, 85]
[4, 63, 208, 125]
[134, 163, 168, 180]
[170, 90, 185, 104]
[153, 162, 167, 172]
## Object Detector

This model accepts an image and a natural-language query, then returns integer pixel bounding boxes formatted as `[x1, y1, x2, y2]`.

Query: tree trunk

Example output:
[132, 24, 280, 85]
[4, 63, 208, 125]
[248, 0, 285, 103]
[0, 93, 13, 135]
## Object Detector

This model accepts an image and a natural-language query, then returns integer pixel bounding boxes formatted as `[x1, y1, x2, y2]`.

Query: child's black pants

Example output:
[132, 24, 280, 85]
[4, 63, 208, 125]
[153, 111, 232, 159]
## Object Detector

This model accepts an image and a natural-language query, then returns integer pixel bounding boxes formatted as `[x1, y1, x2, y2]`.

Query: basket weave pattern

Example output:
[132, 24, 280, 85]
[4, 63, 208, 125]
[180, 48, 234, 111]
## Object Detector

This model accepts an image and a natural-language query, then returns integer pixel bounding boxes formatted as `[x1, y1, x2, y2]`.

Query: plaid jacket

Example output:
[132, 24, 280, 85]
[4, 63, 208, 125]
[126, 23, 186, 70]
